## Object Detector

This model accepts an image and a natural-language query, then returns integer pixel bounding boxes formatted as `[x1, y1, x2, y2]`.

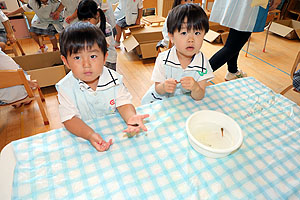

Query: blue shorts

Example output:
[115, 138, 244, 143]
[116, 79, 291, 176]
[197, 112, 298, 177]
[30, 24, 57, 36]
[0, 29, 7, 43]
[116, 17, 135, 28]
[0, 100, 8, 105]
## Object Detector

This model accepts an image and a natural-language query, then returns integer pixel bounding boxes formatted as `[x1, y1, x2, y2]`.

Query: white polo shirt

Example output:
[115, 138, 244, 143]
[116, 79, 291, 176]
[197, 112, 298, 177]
[0, 50, 28, 104]
[0, 9, 9, 30]
[56, 67, 132, 122]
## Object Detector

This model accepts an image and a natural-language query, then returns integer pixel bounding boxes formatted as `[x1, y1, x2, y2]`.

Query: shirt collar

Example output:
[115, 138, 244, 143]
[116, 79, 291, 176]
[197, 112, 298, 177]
[77, 67, 120, 91]
[162, 46, 207, 74]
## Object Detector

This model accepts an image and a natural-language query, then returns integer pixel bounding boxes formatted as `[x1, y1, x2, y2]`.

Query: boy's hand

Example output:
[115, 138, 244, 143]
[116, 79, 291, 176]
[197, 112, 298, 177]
[180, 77, 198, 92]
[7, 33, 16, 43]
[65, 16, 75, 24]
[51, 11, 60, 20]
[164, 78, 177, 93]
[123, 114, 149, 137]
[88, 132, 113, 152]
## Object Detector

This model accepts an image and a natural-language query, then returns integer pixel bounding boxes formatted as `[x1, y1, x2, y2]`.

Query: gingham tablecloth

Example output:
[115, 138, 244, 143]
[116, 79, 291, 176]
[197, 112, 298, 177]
[11, 77, 300, 199]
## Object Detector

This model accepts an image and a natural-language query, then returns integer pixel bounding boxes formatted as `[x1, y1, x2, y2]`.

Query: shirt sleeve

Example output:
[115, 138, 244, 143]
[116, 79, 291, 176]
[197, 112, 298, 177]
[22, 4, 33, 12]
[138, 0, 143, 9]
[151, 53, 166, 83]
[115, 83, 132, 107]
[199, 55, 214, 82]
[0, 9, 8, 23]
[57, 88, 81, 123]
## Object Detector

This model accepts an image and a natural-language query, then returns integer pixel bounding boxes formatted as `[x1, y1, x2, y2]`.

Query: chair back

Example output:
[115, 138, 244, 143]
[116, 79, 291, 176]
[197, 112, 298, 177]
[0, 69, 34, 97]
[143, 0, 157, 10]
[291, 51, 300, 79]
[205, 0, 214, 11]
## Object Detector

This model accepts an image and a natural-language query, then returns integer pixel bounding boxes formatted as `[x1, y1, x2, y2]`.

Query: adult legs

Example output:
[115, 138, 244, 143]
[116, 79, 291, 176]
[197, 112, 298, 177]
[209, 28, 252, 73]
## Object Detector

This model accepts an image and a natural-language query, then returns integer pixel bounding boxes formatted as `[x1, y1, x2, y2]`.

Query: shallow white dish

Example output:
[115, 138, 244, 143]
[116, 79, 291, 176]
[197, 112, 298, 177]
[186, 110, 243, 158]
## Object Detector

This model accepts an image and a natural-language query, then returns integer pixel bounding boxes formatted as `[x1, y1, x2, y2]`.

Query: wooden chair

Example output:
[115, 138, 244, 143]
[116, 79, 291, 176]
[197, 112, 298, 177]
[4, 40, 26, 56]
[0, 69, 49, 125]
[157, 40, 172, 55]
[142, 0, 165, 27]
[280, 51, 300, 95]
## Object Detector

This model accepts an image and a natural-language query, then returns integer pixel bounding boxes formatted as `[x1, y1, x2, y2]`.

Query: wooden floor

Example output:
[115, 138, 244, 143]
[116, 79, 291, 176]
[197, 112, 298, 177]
[0, 30, 299, 151]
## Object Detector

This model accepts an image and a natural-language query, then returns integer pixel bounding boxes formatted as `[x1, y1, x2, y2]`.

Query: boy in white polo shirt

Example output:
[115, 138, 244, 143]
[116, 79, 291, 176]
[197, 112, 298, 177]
[56, 22, 149, 152]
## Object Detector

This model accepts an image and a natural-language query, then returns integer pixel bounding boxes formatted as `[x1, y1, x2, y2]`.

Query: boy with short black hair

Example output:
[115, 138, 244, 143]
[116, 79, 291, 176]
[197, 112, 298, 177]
[57, 22, 149, 152]
[142, 3, 214, 105]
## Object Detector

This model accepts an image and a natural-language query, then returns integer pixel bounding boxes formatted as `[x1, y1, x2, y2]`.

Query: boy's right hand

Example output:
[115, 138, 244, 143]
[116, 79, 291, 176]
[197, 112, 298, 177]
[164, 79, 177, 93]
[88, 132, 113, 152]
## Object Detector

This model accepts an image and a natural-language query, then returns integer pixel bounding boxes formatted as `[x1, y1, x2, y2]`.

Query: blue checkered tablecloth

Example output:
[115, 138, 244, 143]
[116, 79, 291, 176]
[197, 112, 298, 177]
[11, 77, 300, 199]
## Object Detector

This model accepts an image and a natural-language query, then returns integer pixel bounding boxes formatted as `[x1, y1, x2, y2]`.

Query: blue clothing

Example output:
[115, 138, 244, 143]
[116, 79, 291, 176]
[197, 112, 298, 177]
[209, 0, 269, 32]
[56, 67, 132, 122]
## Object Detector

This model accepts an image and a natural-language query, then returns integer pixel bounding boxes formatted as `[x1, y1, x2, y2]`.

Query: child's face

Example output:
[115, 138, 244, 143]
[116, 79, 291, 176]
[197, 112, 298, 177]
[181, 0, 194, 4]
[41, 0, 48, 5]
[82, 12, 100, 25]
[169, 20, 205, 60]
[62, 43, 107, 87]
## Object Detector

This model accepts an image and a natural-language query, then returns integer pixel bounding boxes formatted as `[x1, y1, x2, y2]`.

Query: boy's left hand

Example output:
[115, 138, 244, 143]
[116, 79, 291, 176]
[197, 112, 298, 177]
[123, 114, 150, 137]
[180, 77, 198, 92]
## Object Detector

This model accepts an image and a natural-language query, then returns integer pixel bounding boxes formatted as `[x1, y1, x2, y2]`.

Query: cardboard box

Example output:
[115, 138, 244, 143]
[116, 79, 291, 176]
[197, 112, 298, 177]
[269, 20, 300, 40]
[204, 22, 229, 45]
[122, 26, 163, 59]
[12, 51, 67, 87]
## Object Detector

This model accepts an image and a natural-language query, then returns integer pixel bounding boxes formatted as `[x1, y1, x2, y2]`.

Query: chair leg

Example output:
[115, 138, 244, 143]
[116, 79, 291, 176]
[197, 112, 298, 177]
[37, 86, 45, 101]
[280, 85, 293, 95]
[34, 89, 49, 125]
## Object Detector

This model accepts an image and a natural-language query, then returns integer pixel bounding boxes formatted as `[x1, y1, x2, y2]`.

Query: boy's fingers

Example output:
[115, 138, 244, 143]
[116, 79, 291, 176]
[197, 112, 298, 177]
[140, 114, 150, 120]
[139, 124, 148, 132]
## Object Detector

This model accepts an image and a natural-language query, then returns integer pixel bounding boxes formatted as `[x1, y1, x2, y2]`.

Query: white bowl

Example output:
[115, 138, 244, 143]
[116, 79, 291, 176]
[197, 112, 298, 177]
[186, 110, 243, 158]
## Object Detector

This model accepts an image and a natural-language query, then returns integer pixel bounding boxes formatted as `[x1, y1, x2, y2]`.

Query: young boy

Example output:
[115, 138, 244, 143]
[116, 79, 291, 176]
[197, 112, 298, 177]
[113, 0, 143, 47]
[56, 22, 149, 152]
[142, 3, 214, 105]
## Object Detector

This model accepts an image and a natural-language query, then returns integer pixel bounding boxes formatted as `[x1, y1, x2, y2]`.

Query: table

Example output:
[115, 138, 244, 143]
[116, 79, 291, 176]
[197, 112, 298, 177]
[1, 77, 300, 199]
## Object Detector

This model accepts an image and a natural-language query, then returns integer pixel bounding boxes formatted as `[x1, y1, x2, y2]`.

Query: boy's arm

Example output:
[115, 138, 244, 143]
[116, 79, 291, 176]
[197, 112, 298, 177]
[2, 20, 16, 43]
[65, 9, 77, 24]
[117, 104, 149, 135]
[64, 117, 112, 151]
[6, 7, 26, 17]
[51, 3, 64, 20]
[135, 8, 143, 25]
[181, 77, 206, 100]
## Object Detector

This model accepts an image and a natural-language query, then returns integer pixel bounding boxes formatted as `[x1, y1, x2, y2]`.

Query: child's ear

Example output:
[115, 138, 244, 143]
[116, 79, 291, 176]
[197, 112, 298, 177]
[104, 52, 108, 62]
[61, 55, 71, 69]
[168, 33, 174, 44]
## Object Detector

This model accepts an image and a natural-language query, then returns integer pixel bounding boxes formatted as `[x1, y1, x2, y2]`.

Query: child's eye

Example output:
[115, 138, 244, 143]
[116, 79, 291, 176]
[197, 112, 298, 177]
[181, 31, 187, 35]
[195, 31, 201, 35]
[74, 56, 80, 60]
[91, 55, 97, 59]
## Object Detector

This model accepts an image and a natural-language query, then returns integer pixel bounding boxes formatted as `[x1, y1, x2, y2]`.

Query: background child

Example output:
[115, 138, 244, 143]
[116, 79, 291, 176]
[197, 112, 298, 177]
[51, 0, 81, 28]
[0, 49, 37, 108]
[113, 0, 143, 48]
[7, 0, 63, 53]
[97, 0, 117, 36]
[157, 0, 194, 50]
[142, 3, 214, 105]
[0, 9, 16, 51]
[77, 0, 117, 70]
[56, 22, 149, 151]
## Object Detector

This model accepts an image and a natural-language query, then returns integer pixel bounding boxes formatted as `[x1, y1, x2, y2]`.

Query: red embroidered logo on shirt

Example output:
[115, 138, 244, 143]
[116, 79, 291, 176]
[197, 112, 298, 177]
[110, 99, 115, 105]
